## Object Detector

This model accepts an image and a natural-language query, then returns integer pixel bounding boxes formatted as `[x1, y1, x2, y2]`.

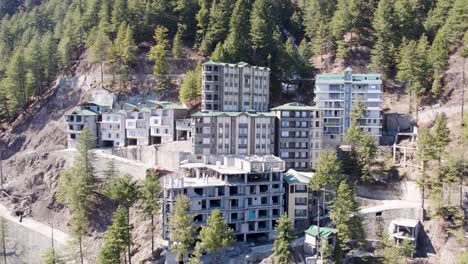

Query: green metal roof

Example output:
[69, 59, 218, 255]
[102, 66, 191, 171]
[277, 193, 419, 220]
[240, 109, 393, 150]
[283, 169, 314, 184]
[68, 108, 99, 116]
[191, 111, 276, 117]
[271, 102, 318, 111]
[305, 225, 338, 238]
[144, 100, 187, 110]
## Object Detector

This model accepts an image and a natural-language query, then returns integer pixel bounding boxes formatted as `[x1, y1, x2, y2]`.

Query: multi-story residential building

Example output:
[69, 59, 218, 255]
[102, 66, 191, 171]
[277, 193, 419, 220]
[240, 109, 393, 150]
[283, 169, 318, 230]
[162, 155, 285, 242]
[100, 110, 126, 147]
[66, 107, 100, 148]
[175, 119, 192, 141]
[272, 103, 323, 170]
[124, 103, 151, 146]
[140, 100, 188, 144]
[314, 67, 382, 146]
[201, 61, 270, 112]
[191, 111, 276, 156]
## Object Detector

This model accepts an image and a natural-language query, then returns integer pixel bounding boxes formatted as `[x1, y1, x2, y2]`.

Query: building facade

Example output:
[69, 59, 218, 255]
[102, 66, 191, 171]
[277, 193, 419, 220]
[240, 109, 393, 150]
[162, 155, 285, 242]
[201, 61, 270, 112]
[100, 110, 126, 147]
[124, 104, 151, 146]
[191, 111, 276, 156]
[141, 100, 188, 145]
[272, 103, 323, 170]
[66, 108, 100, 148]
[314, 67, 382, 146]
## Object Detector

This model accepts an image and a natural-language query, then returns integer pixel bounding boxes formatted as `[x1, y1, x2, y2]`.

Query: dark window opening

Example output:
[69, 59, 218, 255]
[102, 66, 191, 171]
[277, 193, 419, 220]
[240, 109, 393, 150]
[261, 197, 268, 205]
[259, 185, 268, 193]
[272, 196, 279, 205]
[194, 188, 203, 196]
[209, 199, 221, 208]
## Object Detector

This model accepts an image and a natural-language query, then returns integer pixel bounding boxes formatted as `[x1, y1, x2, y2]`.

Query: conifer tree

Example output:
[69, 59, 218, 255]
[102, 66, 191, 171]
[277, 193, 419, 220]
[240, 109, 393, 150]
[148, 26, 170, 91]
[42, 247, 64, 264]
[370, 0, 398, 77]
[104, 174, 140, 264]
[172, 24, 186, 59]
[303, 0, 336, 40]
[198, 209, 235, 261]
[424, 0, 454, 38]
[170, 195, 195, 262]
[249, 0, 274, 66]
[199, 0, 233, 54]
[141, 170, 161, 255]
[24, 34, 45, 97]
[41, 32, 59, 85]
[97, 207, 131, 264]
[309, 148, 343, 192]
[88, 26, 111, 86]
[432, 113, 451, 166]
[5, 49, 27, 111]
[179, 63, 202, 106]
[329, 181, 365, 251]
[111, 0, 129, 33]
[222, 0, 251, 62]
[173, 0, 198, 39]
[0, 216, 7, 264]
[416, 128, 436, 210]
[195, 0, 211, 49]
[211, 42, 226, 62]
[109, 23, 137, 90]
[330, 0, 359, 59]
[273, 213, 294, 264]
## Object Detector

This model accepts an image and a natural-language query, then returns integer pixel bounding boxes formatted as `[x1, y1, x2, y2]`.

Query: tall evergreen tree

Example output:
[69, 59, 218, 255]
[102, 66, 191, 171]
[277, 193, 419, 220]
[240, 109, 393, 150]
[199, 0, 233, 54]
[309, 148, 343, 192]
[111, 0, 129, 33]
[222, 0, 251, 62]
[97, 207, 131, 264]
[249, 0, 274, 66]
[170, 195, 195, 262]
[179, 62, 202, 106]
[432, 113, 451, 165]
[172, 24, 186, 59]
[416, 128, 436, 210]
[329, 181, 365, 251]
[5, 49, 28, 111]
[370, 0, 398, 77]
[148, 26, 170, 90]
[273, 213, 294, 264]
[88, 26, 111, 87]
[141, 170, 162, 255]
[211, 42, 226, 62]
[198, 209, 235, 261]
[194, 0, 211, 49]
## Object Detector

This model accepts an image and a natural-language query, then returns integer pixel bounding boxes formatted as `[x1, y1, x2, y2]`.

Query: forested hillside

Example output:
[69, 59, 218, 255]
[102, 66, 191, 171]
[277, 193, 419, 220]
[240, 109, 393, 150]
[0, 0, 466, 125]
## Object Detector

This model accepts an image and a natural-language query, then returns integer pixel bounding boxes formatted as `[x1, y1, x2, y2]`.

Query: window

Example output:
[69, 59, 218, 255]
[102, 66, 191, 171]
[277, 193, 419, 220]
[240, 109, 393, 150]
[203, 138, 210, 144]
[295, 197, 307, 205]
[281, 131, 289, 138]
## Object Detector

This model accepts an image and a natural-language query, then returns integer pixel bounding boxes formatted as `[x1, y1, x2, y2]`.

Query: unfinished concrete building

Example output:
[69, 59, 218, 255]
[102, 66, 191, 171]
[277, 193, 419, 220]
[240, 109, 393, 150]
[100, 110, 127, 147]
[140, 100, 188, 144]
[314, 67, 382, 146]
[272, 103, 323, 170]
[162, 155, 285, 242]
[66, 107, 100, 148]
[175, 118, 192, 141]
[124, 103, 151, 146]
[191, 111, 276, 156]
[201, 61, 270, 112]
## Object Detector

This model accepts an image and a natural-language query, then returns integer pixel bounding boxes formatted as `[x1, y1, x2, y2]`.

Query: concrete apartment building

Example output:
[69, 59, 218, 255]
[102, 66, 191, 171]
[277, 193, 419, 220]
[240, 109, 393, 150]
[124, 103, 151, 146]
[191, 111, 276, 156]
[66, 108, 100, 148]
[283, 169, 318, 230]
[314, 67, 382, 146]
[162, 155, 285, 242]
[140, 100, 188, 144]
[271, 103, 323, 170]
[100, 110, 126, 147]
[201, 61, 270, 112]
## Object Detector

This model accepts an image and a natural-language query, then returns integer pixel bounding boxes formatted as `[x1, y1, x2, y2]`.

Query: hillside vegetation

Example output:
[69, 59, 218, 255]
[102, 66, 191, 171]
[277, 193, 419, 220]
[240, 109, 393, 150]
[0, 0, 466, 125]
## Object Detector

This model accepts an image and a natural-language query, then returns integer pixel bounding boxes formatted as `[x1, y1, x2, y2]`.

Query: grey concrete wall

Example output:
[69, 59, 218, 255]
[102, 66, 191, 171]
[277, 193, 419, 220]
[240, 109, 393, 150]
[357, 181, 422, 202]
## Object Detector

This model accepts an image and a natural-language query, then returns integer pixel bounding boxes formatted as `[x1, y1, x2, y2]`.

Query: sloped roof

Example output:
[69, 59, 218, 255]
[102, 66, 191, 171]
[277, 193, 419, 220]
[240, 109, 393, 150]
[283, 169, 314, 184]
[305, 225, 338, 238]
[271, 102, 318, 111]
[67, 108, 99, 116]
[144, 100, 187, 110]
[191, 111, 276, 117]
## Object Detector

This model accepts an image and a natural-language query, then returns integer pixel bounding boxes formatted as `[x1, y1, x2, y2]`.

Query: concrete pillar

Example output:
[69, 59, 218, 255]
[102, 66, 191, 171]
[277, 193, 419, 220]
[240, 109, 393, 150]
[403, 147, 407, 167]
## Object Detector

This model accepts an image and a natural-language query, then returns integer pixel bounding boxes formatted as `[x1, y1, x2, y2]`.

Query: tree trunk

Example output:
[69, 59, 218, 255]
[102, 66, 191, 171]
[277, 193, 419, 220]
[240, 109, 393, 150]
[2, 218, 7, 264]
[100, 61, 104, 88]
[79, 235, 84, 264]
[127, 207, 132, 264]
[151, 214, 154, 255]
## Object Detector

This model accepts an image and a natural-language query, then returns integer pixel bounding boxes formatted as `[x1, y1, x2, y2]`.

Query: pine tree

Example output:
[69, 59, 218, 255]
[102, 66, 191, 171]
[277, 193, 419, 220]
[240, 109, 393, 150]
[109, 23, 137, 90]
[148, 26, 170, 91]
[97, 207, 131, 264]
[309, 148, 343, 192]
[4, 49, 28, 112]
[211, 42, 226, 62]
[172, 24, 186, 59]
[330, 0, 359, 58]
[424, 0, 454, 38]
[42, 247, 64, 264]
[111, 0, 129, 33]
[272, 213, 294, 264]
[222, 0, 251, 62]
[173, 0, 198, 39]
[179, 63, 202, 106]
[370, 0, 398, 77]
[170, 195, 195, 262]
[75, 128, 96, 183]
[195, 0, 211, 49]
[329, 181, 365, 251]
[416, 128, 436, 210]
[303, 0, 336, 40]
[41, 32, 59, 85]
[198, 209, 235, 261]
[432, 113, 451, 165]
[249, 0, 274, 66]
[88, 26, 111, 86]
[199, 0, 233, 54]
[69, 206, 88, 264]
[24, 34, 45, 97]
[141, 170, 161, 255]
[0, 216, 7, 264]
